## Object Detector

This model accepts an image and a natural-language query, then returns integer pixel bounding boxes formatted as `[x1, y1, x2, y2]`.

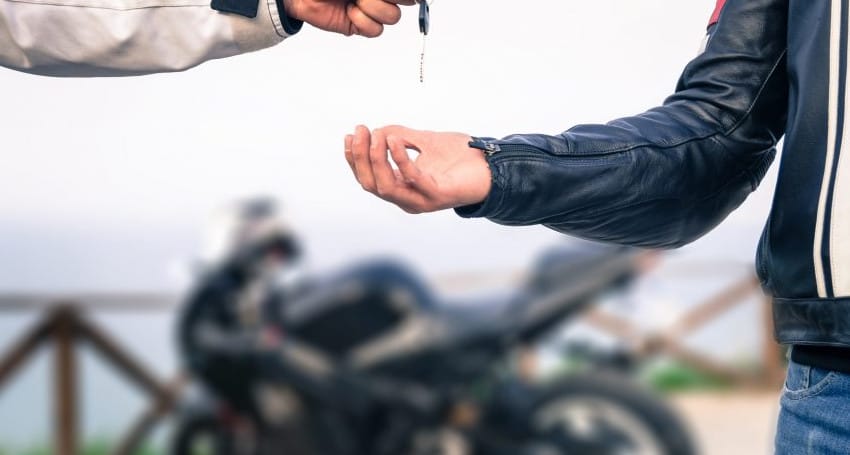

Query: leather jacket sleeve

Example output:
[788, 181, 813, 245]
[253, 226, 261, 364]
[0, 0, 300, 77]
[457, 0, 789, 249]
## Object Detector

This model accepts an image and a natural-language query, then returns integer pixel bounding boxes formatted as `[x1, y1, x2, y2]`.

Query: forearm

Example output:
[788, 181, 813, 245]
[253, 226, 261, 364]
[0, 0, 298, 77]
[460, 119, 779, 248]
[459, 0, 789, 248]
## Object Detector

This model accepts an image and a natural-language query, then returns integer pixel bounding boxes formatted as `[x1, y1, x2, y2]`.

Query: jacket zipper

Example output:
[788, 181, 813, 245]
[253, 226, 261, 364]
[468, 137, 501, 155]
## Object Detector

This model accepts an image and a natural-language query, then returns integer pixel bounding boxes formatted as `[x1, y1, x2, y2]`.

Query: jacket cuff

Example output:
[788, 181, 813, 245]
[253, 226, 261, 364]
[454, 152, 507, 219]
[271, 0, 304, 37]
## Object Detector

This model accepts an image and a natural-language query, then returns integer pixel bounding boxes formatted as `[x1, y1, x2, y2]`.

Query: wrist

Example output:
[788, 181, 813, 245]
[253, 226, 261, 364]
[455, 141, 502, 217]
[278, 0, 305, 35]
[465, 139, 493, 206]
[281, 0, 296, 18]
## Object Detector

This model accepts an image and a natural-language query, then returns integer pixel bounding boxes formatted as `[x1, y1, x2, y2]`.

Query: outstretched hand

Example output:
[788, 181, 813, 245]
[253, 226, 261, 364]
[345, 125, 492, 213]
[284, 0, 415, 37]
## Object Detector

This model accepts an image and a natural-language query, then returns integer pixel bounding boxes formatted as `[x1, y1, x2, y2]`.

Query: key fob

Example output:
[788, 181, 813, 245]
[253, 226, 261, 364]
[419, 0, 430, 35]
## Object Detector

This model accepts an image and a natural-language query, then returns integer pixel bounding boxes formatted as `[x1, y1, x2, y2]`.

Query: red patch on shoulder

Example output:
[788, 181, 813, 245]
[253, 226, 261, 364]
[709, 0, 727, 27]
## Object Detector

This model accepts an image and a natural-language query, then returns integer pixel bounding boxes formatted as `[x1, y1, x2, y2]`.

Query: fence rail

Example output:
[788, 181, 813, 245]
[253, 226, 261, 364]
[0, 294, 177, 312]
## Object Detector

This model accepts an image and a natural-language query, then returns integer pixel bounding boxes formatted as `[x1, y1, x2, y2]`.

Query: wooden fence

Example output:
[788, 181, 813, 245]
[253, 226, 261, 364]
[0, 269, 785, 454]
[0, 297, 184, 455]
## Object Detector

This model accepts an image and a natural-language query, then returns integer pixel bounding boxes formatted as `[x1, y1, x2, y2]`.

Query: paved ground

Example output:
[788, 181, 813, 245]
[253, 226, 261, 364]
[671, 390, 782, 455]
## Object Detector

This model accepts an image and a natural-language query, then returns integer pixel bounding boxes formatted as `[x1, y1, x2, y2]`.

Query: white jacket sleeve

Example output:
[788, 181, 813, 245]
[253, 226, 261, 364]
[0, 0, 296, 76]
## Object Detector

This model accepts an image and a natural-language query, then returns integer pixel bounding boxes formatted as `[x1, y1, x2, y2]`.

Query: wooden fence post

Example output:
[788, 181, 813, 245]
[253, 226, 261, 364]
[54, 306, 78, 455]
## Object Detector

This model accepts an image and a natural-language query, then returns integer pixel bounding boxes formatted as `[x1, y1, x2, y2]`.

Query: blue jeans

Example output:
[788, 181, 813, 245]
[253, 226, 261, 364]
[775, 359, 850, 454]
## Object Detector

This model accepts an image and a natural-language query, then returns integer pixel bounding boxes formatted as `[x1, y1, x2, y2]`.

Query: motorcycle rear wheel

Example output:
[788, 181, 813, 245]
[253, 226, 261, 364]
[172, 415, 237, 455]
[527, 372, 696, 455]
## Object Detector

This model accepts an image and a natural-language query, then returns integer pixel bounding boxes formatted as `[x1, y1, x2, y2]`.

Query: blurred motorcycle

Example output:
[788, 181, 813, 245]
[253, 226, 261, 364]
[172, 199, 696, 455]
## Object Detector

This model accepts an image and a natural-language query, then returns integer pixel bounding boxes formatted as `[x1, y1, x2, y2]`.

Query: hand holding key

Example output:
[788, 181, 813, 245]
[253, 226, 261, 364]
[284, 0, 416, 37]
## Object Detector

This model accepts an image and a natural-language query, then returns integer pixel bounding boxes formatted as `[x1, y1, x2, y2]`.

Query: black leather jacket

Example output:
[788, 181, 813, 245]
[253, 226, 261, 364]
[458, 0, 850, 348]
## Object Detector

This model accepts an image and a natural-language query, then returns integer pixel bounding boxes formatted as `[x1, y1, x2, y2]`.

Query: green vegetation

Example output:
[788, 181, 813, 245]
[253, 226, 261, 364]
[549, 352, 735, 392]
[642, 361, 732, 392]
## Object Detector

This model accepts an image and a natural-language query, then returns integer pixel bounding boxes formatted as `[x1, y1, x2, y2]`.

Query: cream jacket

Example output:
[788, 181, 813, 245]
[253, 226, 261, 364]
[0, 0, 293, 76]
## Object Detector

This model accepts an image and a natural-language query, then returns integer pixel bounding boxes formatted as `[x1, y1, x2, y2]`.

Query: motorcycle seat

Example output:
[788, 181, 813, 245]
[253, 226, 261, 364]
[434, 291, 522, 328]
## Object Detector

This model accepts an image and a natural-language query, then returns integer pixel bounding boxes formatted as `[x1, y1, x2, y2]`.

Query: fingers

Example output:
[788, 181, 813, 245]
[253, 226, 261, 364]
[347, 3, 384, 38]
[344, 134, 356, 174]
[348, 0, 416, 37]
[377, 125, 428, 147]
[387, 135, 438, 197]
[346, 125, 434, 214]
[386, 136, 440, 213]
[350, 125, 377, 190]
[357, 0, 402, 25]
[369, 128, 399, 197]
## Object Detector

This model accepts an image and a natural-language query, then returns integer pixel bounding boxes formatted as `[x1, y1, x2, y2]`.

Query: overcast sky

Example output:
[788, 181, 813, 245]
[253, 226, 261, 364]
[0, 0, 774, 292]
[0, 1, 782, 443]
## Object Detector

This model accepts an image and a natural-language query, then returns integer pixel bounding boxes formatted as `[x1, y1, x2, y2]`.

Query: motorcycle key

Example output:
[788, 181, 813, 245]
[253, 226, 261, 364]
[418, 0, 430, 82]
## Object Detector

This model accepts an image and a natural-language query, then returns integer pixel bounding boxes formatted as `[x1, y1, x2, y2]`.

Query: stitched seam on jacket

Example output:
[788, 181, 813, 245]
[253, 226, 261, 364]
[490, 138, 763, 205]
[692, 139, 774, 203]
[723, 49, 788, 135]
[554, 129, 719, 157]
[488, 155, 686, 224]
[491, 41, 786, 210]
[538, 196, 684, 227]
[266, 0, 286, 38]
[551, 49, 788, 157]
